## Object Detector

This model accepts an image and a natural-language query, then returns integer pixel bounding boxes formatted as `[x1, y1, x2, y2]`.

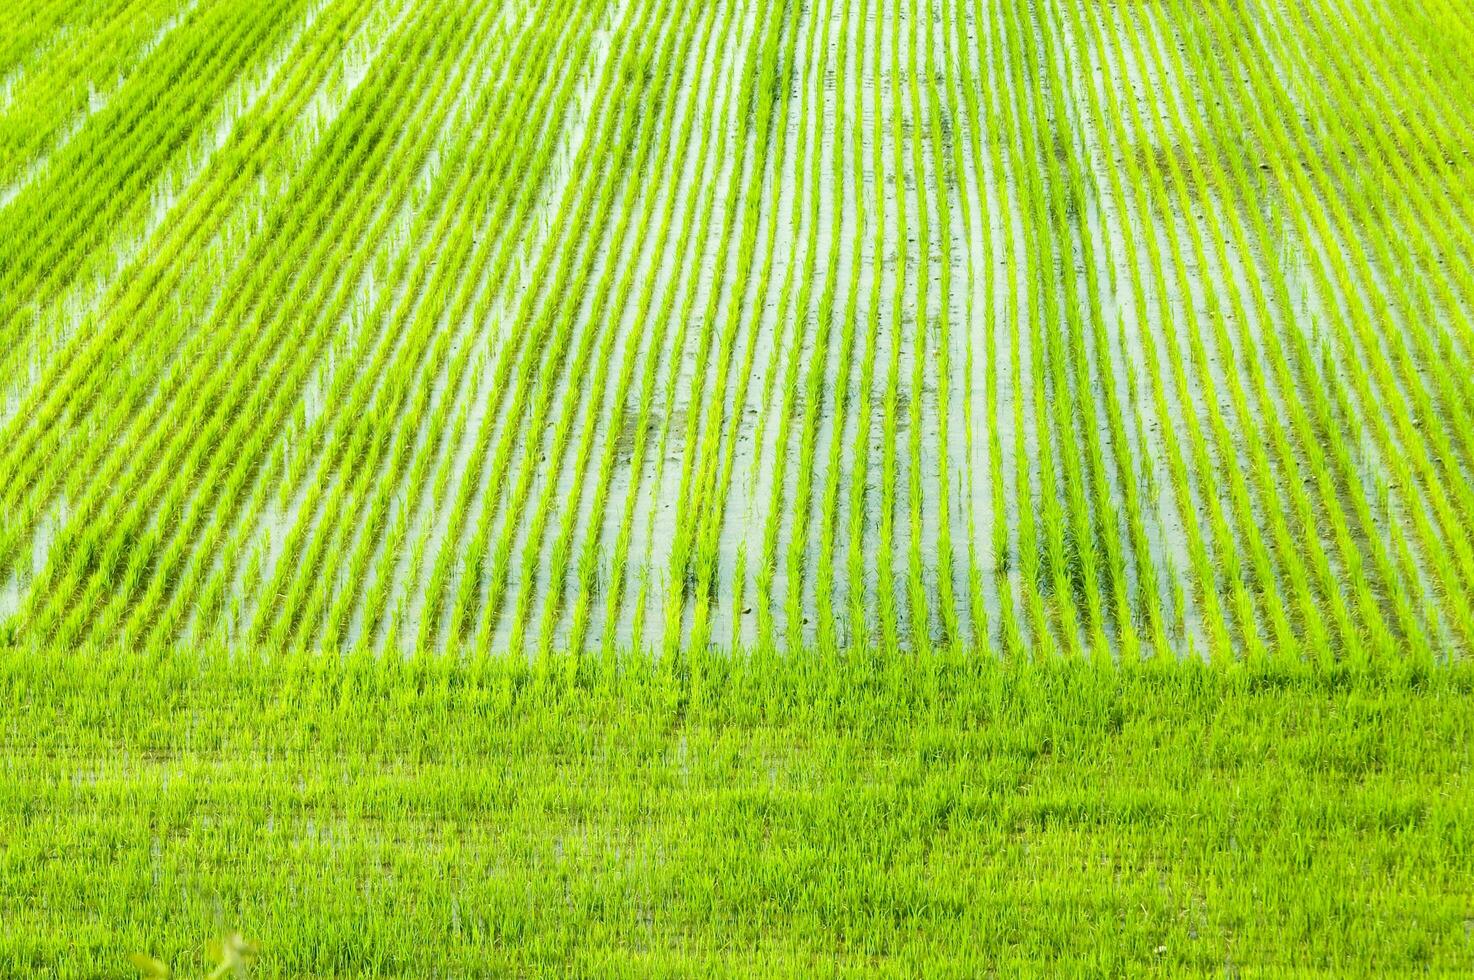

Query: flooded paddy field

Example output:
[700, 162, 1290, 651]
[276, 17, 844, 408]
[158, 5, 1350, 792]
[1, 0, 1472, 664]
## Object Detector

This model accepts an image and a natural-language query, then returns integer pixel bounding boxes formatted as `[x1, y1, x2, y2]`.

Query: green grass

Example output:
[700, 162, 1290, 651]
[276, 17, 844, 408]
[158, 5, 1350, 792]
[3, 646, 1471, 976]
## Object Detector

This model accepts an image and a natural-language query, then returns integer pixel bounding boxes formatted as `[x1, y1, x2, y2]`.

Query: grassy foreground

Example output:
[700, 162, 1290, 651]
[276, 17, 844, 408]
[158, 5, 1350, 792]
[2, 647, 1472, 976]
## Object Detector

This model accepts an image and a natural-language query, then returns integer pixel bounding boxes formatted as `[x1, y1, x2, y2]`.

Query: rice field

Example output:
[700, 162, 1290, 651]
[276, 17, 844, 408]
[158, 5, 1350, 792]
[2, 0, 1473, 972]
[1, 0, 1470, 661]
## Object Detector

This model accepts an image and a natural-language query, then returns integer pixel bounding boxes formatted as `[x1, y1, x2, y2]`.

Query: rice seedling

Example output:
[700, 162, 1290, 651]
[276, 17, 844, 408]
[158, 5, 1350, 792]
[2, 0, 1473, 969]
